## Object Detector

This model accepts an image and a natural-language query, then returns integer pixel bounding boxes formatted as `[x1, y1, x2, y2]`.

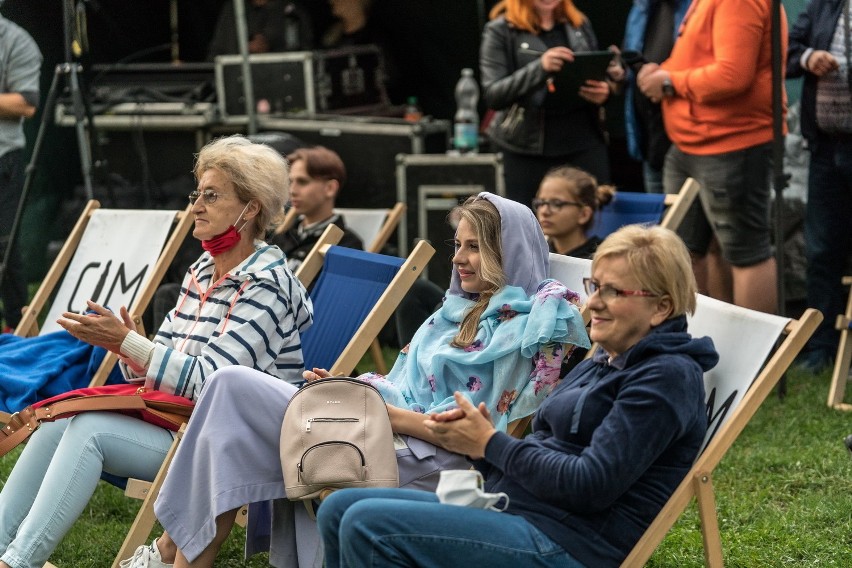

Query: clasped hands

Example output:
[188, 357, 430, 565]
[424, 392, 497, 460]
[636, 63, 670, 104]
[56, 300, 134, 354]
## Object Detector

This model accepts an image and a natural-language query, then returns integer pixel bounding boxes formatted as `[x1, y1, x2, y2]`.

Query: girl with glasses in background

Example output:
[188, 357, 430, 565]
[533, 165, 614, 260]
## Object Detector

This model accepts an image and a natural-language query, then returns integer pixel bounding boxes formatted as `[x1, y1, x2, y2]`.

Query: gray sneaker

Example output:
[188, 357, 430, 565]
[118, 538, 173, 568]
[845, 434, 852, 456]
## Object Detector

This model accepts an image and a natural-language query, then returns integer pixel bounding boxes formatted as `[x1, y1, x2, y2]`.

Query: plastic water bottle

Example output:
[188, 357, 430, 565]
[453, 68, 479, 154]
[403, 96, 423, 122]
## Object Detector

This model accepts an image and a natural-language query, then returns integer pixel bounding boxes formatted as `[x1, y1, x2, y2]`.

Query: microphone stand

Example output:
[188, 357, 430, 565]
[771, 0, 790, 397]
[0, 0, 99, 310]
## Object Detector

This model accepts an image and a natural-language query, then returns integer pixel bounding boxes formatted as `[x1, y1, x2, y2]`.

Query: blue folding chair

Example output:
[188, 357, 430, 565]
[302, 242, 433, 375]
[593, 177, 700, 238]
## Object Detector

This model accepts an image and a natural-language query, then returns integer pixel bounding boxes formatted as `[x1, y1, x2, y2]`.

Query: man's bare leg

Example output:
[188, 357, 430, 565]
[706, 241, 733, 303]
[732, 257, 778, 314]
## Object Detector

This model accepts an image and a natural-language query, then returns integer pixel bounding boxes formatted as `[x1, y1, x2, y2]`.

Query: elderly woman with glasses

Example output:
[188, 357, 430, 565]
[317, 224, 719, 568]
[0, 135, 313, 568]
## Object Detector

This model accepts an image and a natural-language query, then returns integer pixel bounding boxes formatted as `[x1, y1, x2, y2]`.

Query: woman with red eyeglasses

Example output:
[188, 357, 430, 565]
[317, 225, 718, 568]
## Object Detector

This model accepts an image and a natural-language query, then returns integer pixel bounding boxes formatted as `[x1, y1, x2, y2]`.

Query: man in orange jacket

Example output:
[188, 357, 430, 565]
[636, 0, 786, 316]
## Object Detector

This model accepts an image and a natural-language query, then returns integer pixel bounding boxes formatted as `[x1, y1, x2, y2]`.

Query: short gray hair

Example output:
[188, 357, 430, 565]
[193, 135, 289, 239]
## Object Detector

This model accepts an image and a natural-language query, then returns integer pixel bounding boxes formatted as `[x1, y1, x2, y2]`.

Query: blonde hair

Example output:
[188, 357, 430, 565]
[592, 225, 697, 317]
[539, 165, 615, 231]
[194, 135, 289, 239]
[489, 0, 585, 31]
[450, 197, 505, 348]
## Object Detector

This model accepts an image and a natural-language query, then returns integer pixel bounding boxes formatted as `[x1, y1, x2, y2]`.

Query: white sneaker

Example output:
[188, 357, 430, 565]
[118, 538, 173, 568]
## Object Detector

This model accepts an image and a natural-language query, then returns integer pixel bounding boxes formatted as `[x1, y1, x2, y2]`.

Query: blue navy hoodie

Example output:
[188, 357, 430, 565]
[480, 315, 718, 567]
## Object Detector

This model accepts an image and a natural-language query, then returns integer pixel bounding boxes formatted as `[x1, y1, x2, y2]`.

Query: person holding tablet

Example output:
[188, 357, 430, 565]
[481, 0, 623, 207]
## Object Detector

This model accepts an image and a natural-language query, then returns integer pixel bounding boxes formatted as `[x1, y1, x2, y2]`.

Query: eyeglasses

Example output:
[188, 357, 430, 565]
[531, 198, 584, 212]
[583, 278, 658, 301]
[188, 190, 224, 205]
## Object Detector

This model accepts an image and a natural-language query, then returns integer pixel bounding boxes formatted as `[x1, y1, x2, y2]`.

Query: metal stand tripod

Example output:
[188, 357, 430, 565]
[0, 0, 98, 314]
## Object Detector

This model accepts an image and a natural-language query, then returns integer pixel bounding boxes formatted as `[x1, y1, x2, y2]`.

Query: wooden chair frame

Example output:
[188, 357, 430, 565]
[622, 303, 821, 567]
[828, 276, 852, 411]
[275, 203, 408, 374]
[109, 229, 434, 568]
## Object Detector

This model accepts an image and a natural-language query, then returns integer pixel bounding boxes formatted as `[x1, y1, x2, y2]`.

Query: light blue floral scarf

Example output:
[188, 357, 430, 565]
[361, 279, 590, 431]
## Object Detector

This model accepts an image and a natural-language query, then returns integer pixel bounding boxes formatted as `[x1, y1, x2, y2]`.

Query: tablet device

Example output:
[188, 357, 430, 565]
[551, 50, 614, 108]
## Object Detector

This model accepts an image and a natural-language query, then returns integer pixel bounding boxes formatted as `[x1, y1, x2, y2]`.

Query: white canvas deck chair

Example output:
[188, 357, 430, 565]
[548, 253, 593, 325]
[621, 296, 821, 567]
[0, 200, 192, 422]
[506, 254, 592, 439]
[107, 227, 434, 568]
[276, 202, 406, 255]
[828, 276, 852, 411]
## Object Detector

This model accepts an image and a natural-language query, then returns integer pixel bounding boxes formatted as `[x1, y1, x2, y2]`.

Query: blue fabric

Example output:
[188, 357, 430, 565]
[317, 488, 587, 568]
[622, 0, 690, 161]
[0, 330, 123, 413]
[300, 246, 404, 371]
[361, 280, 590, 431]
[364, 192, 588, 430]
[478, 316, 717, 567]
[592, 191, 666, 238]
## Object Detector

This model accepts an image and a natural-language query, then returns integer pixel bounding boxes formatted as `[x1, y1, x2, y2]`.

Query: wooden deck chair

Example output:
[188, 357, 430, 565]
[0, 201, 193, 423]
[621, 296, 821, 567]
[333, 203, 407, 375]
[593, 177, 699, 238]
[548, 253, 593, 324]
[828, 276, 852, 411]
[274, 203, 407, 373]
[334, 203, 406, 254]
[108, 235, 435, 568]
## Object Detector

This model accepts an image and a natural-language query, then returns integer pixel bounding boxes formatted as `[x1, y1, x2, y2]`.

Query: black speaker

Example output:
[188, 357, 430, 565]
[395, 153, 504, 288]
[259, 116, 450, 212]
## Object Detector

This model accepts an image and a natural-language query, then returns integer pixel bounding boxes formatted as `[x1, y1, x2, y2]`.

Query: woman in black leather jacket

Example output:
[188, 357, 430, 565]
[481, 0, 621, 206]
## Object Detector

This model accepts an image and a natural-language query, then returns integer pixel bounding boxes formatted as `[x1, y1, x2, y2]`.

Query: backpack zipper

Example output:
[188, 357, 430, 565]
[306, 417, 359, 432]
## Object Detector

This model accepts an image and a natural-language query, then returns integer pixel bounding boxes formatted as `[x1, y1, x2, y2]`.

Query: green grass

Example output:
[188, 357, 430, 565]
[2, 355, 851, 566]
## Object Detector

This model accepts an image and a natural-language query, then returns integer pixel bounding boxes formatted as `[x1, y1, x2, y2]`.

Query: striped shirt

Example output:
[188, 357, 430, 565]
[121, 241, 313, 400]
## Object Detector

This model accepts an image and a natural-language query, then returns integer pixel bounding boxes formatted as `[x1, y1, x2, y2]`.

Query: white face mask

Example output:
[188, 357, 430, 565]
[436, 469, 510, 512]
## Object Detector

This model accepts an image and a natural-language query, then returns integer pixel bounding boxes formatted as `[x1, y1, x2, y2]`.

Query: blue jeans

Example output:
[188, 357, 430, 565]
[805, 135, 852, 355]
[0, 413, 174, 568]
[317, 488, 586, 568]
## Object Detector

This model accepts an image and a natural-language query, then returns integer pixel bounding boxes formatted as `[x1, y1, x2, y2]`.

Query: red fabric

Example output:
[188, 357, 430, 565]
[33, 384, 194, 431]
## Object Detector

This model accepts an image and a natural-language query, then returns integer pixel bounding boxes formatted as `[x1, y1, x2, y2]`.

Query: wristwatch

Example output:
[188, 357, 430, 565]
[662, 78, 675, 98]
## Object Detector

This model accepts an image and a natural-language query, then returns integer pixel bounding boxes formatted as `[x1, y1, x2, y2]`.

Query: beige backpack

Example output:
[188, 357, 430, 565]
[280, 377, 399, 504]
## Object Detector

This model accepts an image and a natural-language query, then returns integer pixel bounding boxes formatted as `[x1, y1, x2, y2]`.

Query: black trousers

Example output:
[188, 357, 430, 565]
[0, 149, 27, 329]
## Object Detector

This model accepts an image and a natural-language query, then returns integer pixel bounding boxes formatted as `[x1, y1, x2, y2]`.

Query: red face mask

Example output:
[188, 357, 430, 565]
[201, 202, 252, 256]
